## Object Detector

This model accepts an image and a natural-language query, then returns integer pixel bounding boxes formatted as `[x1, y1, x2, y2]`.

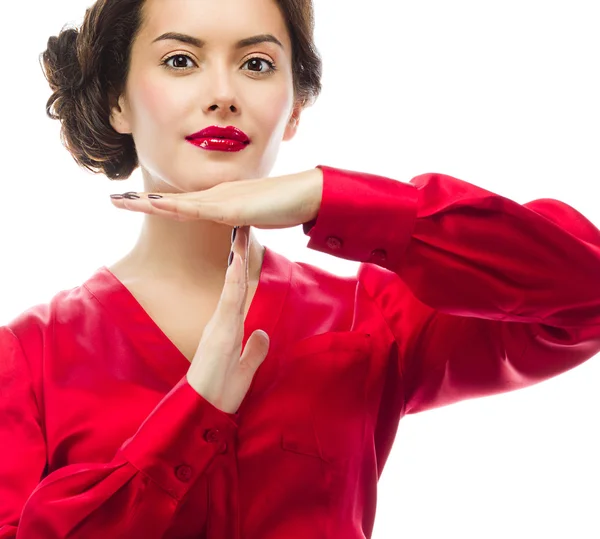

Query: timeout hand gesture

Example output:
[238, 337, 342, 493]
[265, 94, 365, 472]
[186, 226, 268, 414]
[109, 168, 323, 230]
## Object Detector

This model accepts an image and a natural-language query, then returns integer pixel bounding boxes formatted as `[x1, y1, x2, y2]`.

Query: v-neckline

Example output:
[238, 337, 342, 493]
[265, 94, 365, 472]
[83, 246, 292, 396]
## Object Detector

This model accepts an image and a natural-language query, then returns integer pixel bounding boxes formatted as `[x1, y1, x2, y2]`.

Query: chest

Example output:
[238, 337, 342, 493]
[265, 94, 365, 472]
[44, 269, 395, 537]
[124, 280, 258, 363]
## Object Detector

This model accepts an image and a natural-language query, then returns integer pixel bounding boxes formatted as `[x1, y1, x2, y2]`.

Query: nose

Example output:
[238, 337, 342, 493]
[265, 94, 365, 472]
[208, 102, 238, 115]
[204, 64, 240, 118]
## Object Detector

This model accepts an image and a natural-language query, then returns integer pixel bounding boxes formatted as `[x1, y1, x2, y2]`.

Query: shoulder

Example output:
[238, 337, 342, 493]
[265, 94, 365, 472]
[4, 275, 101, 366]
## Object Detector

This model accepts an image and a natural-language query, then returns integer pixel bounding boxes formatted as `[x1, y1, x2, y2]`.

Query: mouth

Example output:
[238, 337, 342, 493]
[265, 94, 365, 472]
[185, 125, 250, 153]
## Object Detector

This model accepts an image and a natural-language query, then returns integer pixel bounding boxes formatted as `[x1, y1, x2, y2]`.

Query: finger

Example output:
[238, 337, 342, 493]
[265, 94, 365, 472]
[147, 196, 222, 223]
[148, 196, 236, 225]
[146, 196, 187, 214]
[233, 226, 250, 315]
[110, 196, 196, 222]
[215, 227, 247, 316]
[239, 226, 250, 283]
[239, 329, 270, 371]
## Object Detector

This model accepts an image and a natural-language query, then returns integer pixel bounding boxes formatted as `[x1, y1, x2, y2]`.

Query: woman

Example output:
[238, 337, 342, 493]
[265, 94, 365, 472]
[1, 0, 599, 537]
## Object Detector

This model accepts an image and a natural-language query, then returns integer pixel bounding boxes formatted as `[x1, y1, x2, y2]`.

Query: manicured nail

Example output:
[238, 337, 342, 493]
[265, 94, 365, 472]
[231, 227, 238, 244]
[148, 194, 163, 199]
[228, 251, 234, 267]
[123, 193, 140, 199]
[110, 194, 124, 199]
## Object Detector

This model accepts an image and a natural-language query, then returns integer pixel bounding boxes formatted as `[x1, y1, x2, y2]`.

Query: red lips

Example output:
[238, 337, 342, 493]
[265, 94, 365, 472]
[187, 125, 250, 142]
[186, 125, 250, 152]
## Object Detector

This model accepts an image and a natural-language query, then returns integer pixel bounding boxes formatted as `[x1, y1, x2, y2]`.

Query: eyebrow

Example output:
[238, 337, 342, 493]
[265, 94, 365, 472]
[152, 32, 284, 50]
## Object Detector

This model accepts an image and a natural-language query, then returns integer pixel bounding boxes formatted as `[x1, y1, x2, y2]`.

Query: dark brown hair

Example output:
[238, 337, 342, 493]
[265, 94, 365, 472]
[41, 0, 323, 181]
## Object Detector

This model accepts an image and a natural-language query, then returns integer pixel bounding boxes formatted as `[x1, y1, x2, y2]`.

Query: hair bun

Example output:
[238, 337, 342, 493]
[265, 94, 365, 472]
[41, 27, 83, 119]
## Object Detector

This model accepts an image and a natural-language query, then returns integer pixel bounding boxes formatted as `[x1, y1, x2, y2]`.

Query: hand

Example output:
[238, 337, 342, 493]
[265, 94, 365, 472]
[186, 226, 269, 414]
[109, 168, 323, 230]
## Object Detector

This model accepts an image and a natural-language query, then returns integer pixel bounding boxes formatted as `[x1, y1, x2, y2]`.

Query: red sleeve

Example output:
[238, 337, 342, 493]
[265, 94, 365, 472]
[304, 165, 600, 414]
[0, 326, 237, 539]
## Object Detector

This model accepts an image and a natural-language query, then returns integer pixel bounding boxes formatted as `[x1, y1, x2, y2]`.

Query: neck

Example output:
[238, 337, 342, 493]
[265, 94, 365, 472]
[120, 215, 264, 291]
[110, 168, 266, 291]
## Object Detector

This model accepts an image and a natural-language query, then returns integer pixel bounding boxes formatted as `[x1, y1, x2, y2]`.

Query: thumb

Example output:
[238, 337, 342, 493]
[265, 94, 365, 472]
[239, 330, 270, 371]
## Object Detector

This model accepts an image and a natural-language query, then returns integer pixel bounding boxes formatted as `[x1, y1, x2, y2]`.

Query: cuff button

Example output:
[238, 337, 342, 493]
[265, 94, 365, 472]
[175, 464, 193, 482]
[326, 236, 343, 250]
[369, 249, 387, 262]
[204, 428, 222, 443]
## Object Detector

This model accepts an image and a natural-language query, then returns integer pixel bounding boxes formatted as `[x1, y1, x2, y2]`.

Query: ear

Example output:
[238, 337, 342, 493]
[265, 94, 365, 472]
[282, 100, 304, 142]
[109, 93, 133, 135]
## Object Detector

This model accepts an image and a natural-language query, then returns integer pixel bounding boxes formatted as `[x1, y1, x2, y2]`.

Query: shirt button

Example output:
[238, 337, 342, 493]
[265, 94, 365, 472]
[326, 236, 343, 250]
[175, 464, 192, 482]
[204, 429, 222, 443]
[370, 249, 387, 262]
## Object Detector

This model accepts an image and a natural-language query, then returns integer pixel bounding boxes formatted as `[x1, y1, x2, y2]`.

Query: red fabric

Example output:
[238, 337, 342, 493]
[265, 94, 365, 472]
[1, 165, 599, 538]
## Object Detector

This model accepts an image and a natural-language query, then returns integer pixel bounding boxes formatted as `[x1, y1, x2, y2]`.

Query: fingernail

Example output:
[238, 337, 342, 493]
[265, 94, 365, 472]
[228, 251, 234, 267]
[110, 194, 124, 199]
[123, 193, 140, 199]
[148, 194, 163, 199]
[231, 227, 237, 244]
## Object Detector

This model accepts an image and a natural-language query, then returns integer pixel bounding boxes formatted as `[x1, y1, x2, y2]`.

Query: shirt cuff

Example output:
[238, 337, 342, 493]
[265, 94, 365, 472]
[303, 165, 420, 270]
[119, 375, 238, 501]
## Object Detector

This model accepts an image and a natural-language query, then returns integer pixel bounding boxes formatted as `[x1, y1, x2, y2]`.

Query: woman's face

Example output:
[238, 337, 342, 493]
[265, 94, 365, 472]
[110, 0, 302, 192]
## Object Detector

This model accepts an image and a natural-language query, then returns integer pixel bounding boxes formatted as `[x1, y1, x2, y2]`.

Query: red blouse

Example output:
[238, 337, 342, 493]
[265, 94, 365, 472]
[1, 166, 599, 539]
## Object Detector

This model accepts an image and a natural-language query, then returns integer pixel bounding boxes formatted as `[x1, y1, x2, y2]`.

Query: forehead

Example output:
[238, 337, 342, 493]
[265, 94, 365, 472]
[139, 0, 291, 50]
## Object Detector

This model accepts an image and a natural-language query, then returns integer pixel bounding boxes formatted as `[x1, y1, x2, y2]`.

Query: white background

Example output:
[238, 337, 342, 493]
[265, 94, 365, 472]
[1, 1, 599, 537]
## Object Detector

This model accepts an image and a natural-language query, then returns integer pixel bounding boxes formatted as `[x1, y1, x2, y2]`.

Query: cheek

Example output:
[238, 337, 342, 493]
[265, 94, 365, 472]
[251, 85, 294, 135]
[131, 74, 187, 132]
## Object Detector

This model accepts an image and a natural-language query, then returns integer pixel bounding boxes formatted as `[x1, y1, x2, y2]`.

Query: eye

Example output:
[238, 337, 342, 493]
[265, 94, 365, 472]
[242, 57, 277, 75]
[160, 54, 276, 75]
[161, 53, 197, 71]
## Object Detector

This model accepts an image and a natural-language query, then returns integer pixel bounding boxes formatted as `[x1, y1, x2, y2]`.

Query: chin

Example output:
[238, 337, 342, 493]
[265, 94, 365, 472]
[168, 165, 250, 191]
